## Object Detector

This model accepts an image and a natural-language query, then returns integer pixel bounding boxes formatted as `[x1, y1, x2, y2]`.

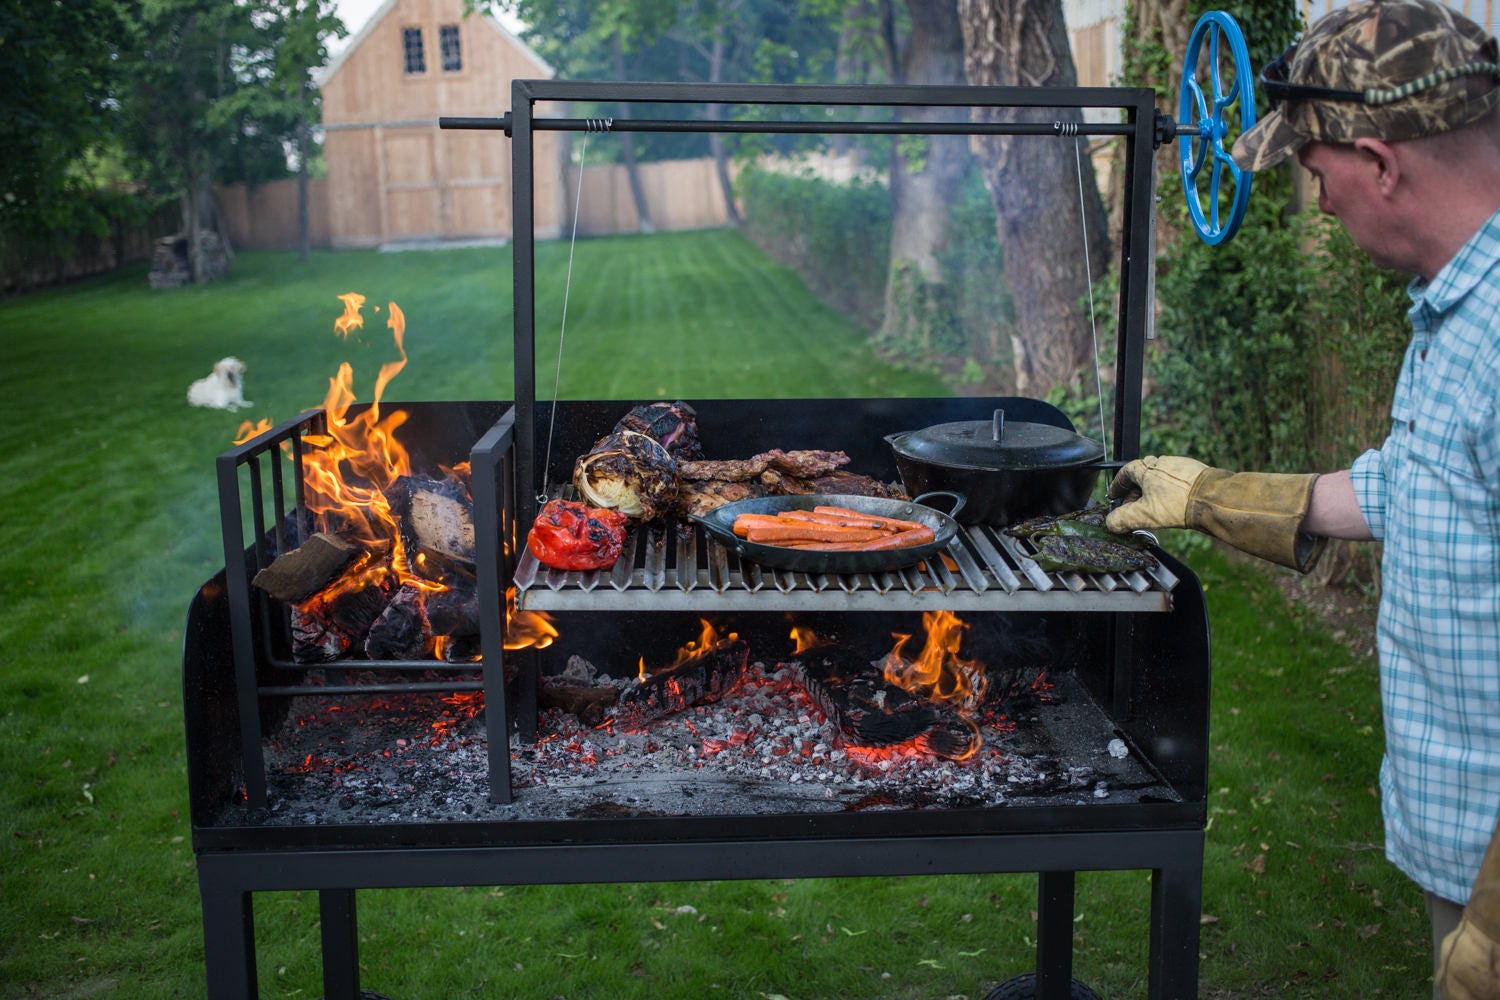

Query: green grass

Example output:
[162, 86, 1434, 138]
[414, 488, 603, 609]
[0, 230, 1423, 999]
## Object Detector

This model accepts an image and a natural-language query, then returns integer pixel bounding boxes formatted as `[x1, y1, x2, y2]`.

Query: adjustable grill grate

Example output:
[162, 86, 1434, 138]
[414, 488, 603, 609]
[515, 518, 1178, 613]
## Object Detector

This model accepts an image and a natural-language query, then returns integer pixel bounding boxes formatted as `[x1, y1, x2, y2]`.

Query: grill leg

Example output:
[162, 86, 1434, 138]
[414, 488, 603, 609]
[1148, 852, 1203, 1000]
[198, 868, 257, 1000]
[1035, 870, 1075, 1000]
[320, 889, 361, 1000]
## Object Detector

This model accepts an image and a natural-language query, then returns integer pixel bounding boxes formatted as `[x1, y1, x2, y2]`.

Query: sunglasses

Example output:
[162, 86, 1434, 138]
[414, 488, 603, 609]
[1261, 43, 1500, 112]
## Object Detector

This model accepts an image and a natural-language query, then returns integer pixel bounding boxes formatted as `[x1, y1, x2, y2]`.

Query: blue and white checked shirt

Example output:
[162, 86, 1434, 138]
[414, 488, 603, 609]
[1349, 205, 1500, 904]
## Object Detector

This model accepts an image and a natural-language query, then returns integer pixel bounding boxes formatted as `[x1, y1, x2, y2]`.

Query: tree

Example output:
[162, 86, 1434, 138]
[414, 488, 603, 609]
[957, 0, 1110, 397]
[214, 0, 345, 261]
[0, 0, 131, 247]
[872, 0, 975, 367]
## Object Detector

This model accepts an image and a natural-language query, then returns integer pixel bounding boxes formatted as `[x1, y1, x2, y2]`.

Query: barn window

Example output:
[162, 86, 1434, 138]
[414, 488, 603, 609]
[440, 25, 462, 72]
[402, 27, 426, 74]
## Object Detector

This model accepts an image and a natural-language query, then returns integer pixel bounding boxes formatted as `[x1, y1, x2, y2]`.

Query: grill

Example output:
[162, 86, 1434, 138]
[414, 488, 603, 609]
[185, 81, 1211, 1000]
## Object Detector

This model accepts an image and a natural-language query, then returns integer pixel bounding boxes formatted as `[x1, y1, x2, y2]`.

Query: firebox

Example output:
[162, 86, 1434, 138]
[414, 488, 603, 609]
[186, 80, 1210, 1000]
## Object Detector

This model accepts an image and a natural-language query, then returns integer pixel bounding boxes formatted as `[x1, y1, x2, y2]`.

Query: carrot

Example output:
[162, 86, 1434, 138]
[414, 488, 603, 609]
[745, 525, 887, 544]
[812, 505, 926, 533]
[730, 514, 796, 537]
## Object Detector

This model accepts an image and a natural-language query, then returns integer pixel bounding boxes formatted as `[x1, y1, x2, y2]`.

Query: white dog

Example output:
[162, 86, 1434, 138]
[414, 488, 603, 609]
[187, 357, 252, 412]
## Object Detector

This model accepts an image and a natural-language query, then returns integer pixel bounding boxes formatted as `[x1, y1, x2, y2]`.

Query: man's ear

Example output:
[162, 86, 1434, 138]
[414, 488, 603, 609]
[1353, 137, 1401, 196]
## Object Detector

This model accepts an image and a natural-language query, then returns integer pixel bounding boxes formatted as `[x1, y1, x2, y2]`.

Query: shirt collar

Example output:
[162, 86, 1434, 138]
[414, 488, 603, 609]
[1408, 205, 1500, 315]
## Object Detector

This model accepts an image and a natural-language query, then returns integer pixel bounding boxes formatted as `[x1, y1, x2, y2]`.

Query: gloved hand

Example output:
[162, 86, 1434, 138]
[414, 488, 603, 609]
[1438, 814, 1500, 1000]
[1105, 456, 1326, 573]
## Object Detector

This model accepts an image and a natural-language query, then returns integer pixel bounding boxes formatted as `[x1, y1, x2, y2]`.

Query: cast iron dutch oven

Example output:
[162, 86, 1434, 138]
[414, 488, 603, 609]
[885, 409, 1122, 527]
[692, 492, 964, 574]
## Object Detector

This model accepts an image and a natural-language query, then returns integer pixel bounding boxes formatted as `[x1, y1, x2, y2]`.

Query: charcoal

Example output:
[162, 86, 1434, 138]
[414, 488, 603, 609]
[616, 639, 749, 726]
[425, 585, 480, 637]
[363, 585, 429, 659]
[291, 581, 390, 662]
[791, 647, 978, 759]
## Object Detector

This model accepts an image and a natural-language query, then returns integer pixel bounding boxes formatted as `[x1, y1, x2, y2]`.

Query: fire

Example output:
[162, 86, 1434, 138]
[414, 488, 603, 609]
[333, 292, 366, 338]
[880, 610, 987, 714]
[789, 626, 824, 656]
[248, 293, 557, 658]
[638, 618, 738, 681]
[298, 299, 427, 600]
[234, 418, 273, 445]
[505, 588, 557, 650]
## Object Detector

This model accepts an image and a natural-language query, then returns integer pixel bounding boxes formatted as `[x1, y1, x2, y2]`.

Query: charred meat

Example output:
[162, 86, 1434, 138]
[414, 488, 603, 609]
[612, 400, 702, 460]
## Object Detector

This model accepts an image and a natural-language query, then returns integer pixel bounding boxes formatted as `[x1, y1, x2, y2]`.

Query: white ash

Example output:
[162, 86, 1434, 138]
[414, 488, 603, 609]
[243, 662, 1176, 828]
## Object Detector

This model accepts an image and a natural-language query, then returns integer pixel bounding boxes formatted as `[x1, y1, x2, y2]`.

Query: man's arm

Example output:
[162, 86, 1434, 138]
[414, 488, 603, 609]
[1303, 469, 1374, 540]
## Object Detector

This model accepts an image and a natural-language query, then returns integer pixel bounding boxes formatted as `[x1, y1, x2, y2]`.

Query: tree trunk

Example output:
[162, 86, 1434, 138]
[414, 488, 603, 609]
[706, 37, 741, 226]
[878, 0, 971, 363]
[613, 35, 654, 234]
[297, 114, 311, 262]
[958, 0, 1111, 397]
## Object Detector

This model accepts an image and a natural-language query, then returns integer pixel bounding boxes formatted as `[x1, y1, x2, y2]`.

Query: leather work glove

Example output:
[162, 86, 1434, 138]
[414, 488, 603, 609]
[1437, 813, 1500, 1000]
[1105, 456, 1326, 573]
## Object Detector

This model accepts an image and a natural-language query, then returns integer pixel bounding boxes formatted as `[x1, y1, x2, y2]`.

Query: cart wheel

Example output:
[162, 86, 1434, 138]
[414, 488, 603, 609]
[1178, 10, 1256, 245]
[983, 972, 1105, 1000]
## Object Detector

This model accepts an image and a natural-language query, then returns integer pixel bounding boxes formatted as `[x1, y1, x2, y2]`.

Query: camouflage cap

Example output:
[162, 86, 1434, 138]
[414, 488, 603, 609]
[1232, 0, 1500, 171]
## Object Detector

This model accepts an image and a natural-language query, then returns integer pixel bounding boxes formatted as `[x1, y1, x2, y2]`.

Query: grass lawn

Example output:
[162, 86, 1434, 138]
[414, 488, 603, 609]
[0, 229, 1425, 998]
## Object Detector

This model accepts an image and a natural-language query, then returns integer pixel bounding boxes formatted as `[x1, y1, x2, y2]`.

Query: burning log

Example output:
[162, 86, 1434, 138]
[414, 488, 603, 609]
[388, 476, 475, 567]
[363, 585, 430, 660]
[792, 647, 980, 760]
[252, 532, 375, 603]
[539, 681, 620, 726]
[291, 582, 391, 662]
[617, 637, 750, 727]
[425, 585, 479, 638]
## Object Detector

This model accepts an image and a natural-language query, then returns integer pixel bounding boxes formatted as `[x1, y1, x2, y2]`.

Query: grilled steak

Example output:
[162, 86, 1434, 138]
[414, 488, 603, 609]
[678, 448, 851, 482]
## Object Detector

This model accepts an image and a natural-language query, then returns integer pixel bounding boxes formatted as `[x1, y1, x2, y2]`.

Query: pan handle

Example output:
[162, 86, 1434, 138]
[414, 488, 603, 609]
[911, 490, 966, 521]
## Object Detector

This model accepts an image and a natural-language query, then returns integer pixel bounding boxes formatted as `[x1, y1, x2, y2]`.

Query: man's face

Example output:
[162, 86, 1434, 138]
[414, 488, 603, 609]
[1296, 140, 1406, 272]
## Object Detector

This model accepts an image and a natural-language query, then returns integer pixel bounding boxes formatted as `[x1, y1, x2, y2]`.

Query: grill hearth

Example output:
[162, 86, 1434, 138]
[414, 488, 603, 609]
[185, 79, 1211, 1000]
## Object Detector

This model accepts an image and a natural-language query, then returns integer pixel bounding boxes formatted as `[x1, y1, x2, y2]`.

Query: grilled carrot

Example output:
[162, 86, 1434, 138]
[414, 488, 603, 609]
[812, 505, 926, 533]
[745, 525, 887, 544]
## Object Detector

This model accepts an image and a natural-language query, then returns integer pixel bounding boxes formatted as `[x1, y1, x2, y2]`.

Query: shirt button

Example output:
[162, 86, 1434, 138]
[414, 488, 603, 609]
[1420, 349, 1428, 361]
[1409, 420, 1416, 432]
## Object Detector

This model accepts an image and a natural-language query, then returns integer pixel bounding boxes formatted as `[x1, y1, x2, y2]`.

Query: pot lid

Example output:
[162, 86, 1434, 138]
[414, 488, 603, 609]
[888, 409, 1104, 470]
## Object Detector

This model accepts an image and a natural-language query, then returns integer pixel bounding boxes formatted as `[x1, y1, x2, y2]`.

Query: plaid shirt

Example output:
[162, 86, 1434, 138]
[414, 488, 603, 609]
[1350, 205, 1500, 903]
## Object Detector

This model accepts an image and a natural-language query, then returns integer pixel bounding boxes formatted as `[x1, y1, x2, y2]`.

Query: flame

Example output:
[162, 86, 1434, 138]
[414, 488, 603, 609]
[880, 611, 987, 713]
[789, 626, 824, 656]
[235, 418, 273, 445]
[334, 292, 366, 338]
[637, 619, 739, 681]
[505, 588, 557, 650]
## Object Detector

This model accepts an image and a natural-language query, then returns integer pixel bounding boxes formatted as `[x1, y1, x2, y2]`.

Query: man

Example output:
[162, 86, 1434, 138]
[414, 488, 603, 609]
[1103, 1, 1500, 995]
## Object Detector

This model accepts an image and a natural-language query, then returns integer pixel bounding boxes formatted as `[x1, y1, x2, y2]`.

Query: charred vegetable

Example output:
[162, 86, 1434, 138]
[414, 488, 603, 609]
[1005, 503, 1157, 574]
[573, 430, 678, 521]
[526, 499, 628, 571]
[1029, 533, 1157, 574]
[1004, 503, 1111, 537]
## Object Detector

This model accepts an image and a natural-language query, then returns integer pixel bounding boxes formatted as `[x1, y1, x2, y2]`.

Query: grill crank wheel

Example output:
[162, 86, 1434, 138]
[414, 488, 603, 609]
[985, 972, 1105, 1000]
[1178, 10, 1256, 245]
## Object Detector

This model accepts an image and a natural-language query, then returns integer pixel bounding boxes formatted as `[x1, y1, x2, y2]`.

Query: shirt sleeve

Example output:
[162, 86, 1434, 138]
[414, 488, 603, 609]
[1350, 447, 1387, 540]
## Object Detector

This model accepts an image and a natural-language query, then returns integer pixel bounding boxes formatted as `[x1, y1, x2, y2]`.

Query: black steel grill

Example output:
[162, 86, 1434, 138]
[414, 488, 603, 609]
[185, 80, 1211, 1000]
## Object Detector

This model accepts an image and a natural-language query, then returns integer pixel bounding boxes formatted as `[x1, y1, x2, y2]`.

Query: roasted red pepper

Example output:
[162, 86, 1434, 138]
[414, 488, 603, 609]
[526, 499, 628, 571]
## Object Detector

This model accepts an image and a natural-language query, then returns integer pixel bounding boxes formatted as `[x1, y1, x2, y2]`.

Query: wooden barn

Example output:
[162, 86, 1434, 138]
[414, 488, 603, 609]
[317, 0, 568, 247]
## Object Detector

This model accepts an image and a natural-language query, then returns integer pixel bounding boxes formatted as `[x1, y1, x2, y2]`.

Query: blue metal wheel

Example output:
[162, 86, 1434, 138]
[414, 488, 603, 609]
[1179, 11, 1255, 245]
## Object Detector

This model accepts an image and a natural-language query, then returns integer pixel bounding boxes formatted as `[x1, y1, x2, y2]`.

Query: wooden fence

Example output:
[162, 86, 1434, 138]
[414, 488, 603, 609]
[215, 157, 732, 252]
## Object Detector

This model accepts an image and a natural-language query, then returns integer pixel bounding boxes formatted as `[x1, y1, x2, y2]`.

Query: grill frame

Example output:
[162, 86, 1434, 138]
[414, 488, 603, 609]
[186, 80, 1213, 1000]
